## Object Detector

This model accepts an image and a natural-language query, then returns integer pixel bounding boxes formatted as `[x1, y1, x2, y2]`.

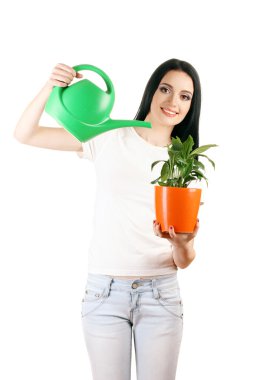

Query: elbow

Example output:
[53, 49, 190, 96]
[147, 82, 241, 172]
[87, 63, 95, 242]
[13, 128, 29, 144]
[13, 128, 22, 142]
[176, 253, 196, 269]
[177, 262, 191, 269]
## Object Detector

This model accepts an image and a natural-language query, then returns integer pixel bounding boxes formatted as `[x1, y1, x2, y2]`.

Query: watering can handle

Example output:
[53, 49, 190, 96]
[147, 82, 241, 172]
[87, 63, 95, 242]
[72, 64, 115, 96]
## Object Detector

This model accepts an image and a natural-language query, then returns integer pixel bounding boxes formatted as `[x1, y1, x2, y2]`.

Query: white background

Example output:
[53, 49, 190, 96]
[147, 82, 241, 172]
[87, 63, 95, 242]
[0, 1, 252, 379]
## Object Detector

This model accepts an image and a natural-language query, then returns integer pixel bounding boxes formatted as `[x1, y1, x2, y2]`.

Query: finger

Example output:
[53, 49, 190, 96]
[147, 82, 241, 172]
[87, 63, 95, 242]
[160, 224, 174, 240]
[48, 79, 68, 87]
[169, 225, 176, 238]
[154, 221, 162, 237]
[155, 221, 160, 235]
[157, 222, 162, 234]
[156, 222, 170, 239]
[192, 219, 200, 236]
[52, 67, 74, 81]
[153, 220, 158, 235]
[50, 73, 72, 85]
[55, 63, 77, 77]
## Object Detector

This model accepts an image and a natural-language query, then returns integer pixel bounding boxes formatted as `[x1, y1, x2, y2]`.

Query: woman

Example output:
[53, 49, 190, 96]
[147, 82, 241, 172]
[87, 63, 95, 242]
[14, 58, 201, 380]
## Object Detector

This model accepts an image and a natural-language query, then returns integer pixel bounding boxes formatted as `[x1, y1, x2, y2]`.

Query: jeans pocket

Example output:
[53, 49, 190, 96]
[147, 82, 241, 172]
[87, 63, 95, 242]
[81, 283, 109, 317]
[157, 287, 184, 319]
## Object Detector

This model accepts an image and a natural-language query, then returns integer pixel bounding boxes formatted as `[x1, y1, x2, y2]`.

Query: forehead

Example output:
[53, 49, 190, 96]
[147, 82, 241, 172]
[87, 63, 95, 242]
[160, 70, 194, 93]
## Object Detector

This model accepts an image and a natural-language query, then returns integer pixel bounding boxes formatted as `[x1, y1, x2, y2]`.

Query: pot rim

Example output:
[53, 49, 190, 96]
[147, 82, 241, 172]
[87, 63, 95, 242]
[154, 185, 202, 191]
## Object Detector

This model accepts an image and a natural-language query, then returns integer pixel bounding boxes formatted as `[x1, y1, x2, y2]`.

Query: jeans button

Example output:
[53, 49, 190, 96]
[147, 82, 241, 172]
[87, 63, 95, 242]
[132, 283, 138, 289]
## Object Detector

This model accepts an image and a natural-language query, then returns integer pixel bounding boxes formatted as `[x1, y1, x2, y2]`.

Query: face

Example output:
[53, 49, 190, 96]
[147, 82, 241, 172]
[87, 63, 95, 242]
[147, 70, 194, 128]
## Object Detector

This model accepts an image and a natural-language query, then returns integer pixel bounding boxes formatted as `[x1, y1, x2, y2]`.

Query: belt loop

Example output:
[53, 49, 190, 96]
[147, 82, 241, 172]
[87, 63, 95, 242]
[152, 279, 159, 299]
[104, 277, 113, 297]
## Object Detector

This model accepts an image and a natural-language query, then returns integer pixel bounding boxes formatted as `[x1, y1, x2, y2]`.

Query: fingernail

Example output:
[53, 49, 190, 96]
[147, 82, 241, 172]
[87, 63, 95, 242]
[169, 226, 173, 230]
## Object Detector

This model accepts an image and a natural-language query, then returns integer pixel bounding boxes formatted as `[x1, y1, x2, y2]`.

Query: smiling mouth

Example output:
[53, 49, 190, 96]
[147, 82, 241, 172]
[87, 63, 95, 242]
[161, 108, 178, 117]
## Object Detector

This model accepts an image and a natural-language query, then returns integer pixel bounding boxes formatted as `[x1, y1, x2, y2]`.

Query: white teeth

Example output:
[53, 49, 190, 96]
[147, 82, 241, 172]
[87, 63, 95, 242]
[163, 108, 177, 115]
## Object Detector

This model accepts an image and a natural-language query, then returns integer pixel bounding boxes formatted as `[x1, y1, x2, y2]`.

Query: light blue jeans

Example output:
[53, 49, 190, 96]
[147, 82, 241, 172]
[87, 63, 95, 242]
[81, 272, 183, 380]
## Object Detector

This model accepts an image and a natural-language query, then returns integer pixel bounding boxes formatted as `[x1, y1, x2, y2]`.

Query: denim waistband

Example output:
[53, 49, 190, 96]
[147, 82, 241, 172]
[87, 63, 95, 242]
[86, 272, 179, 295]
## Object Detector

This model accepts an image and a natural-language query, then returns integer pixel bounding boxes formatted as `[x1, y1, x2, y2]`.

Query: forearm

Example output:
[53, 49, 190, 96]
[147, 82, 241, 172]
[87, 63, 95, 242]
[14, 82, 53, 143]
[172, 241, 196, 269]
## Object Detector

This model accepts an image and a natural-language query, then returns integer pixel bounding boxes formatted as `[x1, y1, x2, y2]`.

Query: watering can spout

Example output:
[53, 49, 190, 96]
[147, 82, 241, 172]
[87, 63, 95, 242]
[48, 117, 151, 143]
[45, 64, 152, 142]
[103, 119, 151, 129]
[98, 119, 152, 131]
[79, 119, 151, 142]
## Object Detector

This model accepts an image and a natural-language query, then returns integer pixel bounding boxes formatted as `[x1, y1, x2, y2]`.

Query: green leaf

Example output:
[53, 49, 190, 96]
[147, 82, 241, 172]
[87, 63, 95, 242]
[190, 144, 218, 156]
[171, 136, 183, 151]
[191, 170, 207, 180]
[151, 160, 166, 171]
[198, 154, 216, 169]
[181, 162, 194, 178]
[161, 162, 170, 181]
[193, 160, 205, 170]
[184, 175, 197, 183]
[182, 135, 194, 158]
[150, 175, 162, 184]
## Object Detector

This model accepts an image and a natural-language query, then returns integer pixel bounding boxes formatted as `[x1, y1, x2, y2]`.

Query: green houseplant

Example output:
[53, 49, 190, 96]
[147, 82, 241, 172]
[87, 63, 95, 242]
[151, 135, 217, 233]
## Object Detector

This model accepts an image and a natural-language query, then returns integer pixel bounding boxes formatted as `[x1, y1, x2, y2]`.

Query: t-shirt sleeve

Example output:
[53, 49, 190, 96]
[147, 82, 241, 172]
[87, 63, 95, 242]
[77, 130, 113, 162]
[77, 139, 94, 161]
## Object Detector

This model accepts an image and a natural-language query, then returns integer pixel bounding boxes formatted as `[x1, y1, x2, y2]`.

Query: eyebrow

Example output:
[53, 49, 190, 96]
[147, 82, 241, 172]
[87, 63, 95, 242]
[160, 82, 193, 96]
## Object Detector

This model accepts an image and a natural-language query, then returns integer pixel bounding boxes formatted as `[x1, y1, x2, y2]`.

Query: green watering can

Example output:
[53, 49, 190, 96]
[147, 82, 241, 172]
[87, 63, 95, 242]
[45, 64, 151, 142]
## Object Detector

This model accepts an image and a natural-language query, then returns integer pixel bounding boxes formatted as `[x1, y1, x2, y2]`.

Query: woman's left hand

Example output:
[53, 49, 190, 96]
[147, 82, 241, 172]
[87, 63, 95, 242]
[153, 219, 200, 247]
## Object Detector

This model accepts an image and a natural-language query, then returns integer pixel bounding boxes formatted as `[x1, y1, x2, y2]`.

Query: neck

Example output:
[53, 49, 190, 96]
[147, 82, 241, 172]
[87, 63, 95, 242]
[136, 115, 174, 147]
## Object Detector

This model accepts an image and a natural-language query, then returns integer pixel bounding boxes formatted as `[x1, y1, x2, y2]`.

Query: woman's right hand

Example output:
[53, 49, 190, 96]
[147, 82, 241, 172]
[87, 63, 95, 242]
[46, 63, 83, 89]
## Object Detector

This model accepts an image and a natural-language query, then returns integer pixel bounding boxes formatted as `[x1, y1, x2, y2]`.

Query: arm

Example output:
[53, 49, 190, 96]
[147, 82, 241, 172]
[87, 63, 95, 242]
[14, 63, 83, 152]
[153, 220, 199, 269]
[170, 239, 196, 269]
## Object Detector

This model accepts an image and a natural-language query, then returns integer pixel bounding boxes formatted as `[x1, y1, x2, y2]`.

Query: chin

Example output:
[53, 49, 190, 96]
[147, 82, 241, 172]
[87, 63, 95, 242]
[161, 120, 177, 128]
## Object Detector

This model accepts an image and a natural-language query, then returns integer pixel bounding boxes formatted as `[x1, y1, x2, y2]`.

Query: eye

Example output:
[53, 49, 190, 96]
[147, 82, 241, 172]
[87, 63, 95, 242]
[181, 94, 191, 101]
[159, 85, 171, 94]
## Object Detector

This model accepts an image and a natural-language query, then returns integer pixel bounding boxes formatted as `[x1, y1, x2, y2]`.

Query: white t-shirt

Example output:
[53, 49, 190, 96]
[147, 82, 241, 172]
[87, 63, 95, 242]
[78, 126, 178, 276]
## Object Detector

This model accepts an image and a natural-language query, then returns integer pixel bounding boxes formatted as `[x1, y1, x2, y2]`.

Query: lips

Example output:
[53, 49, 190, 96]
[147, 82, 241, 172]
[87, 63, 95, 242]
[161, 107, 178, 117]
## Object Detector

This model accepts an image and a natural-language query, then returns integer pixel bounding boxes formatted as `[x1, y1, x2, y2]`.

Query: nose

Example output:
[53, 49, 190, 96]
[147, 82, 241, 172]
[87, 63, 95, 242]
[165, 92, 178, 108]
[169, 93, 177, 107]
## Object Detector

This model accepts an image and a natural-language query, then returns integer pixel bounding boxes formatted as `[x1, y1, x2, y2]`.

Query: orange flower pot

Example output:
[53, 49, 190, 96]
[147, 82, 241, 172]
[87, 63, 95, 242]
[155, 186, 202, 233]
